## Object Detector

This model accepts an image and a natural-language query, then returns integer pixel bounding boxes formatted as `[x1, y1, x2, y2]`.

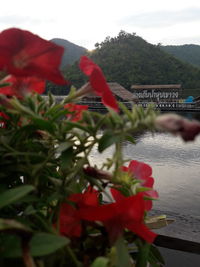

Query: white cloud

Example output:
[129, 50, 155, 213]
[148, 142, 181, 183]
[119, 8, 200, 28]
[1, 0, 200, 49]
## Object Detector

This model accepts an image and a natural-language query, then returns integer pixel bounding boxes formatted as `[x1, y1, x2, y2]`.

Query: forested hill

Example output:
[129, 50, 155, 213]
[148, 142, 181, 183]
[64, 31, 200, 91]
[161, 44, 200, 68]
[51, 38, 87, 69]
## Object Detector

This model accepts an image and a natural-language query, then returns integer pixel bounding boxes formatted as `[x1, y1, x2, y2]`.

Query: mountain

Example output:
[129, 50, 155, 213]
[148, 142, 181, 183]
[51, 38, 87, 69]
[64, 31, 200, 92]
[161, 44, 200, 68]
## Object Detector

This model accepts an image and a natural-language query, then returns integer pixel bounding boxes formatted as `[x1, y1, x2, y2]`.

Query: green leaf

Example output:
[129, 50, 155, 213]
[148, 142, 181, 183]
[0, 185, 35, 209]
[91, 257, 109, 267]
[118, 102, 133, 119]
[56, 141, 73, 154]
[61, 147, 74, 170]
[45, 104, 62, 117]
[48, 91, 55, 106]
[0, 234, 21, 258]
[125, 134, 136, 144]
[98, 131, 121, 153]
[51, 108, 69, 121]
[64, 121, 91, 133]
[0, 218, 32, 233]
[149, 244, 165, 265]
[30, 233, 69, 256]
[32, 118, 55, 133]
[115, 237, 132, 267]
[9, 97, 36, 116]
[64, 85, 77, 102]
[1, 233, 69, 258]
[135, 241, 150, 267]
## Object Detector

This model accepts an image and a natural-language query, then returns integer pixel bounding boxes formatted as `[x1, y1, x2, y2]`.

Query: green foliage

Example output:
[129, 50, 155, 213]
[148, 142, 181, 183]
[65, 31, 200, 91]
[45, 81, 71, 95]
[0, 92, 160, 267]
[1, 233, 69, 258]
[0, 186, 35, 209]
[91, 257, 109, 267]
[161, 44, 200, 68]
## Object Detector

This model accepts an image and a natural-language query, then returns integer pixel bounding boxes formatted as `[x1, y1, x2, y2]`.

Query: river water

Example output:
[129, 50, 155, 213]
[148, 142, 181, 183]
[124, 130, 200, 216]
[90, 112, 200, 217]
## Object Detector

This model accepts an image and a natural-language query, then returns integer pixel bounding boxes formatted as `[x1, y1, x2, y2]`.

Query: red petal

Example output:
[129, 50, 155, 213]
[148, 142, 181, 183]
[101, 88, 119, 112]
[78, 203, 117, 221]
[110, 188, 126, 202]
[142, 176, 154, 188]
[127, 222, 157, 243]
[0, 75, 45, 96]
[128, 160, 152, 179]
[144, 190, 159, 199]
[89, 67, 110, 96]
[79, 55, 99, 76]
[59, 203, 81, 237]
[0, 28, 67, 85]
[70, 188, 99, 208]
[64, 103, 88, 121]
[79, 56, 119, 112]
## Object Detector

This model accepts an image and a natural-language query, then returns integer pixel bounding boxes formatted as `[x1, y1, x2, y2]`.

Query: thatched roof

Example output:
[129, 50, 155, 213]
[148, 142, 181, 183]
[131, 84, 182, 90]
[109, 82, 137, 101]
[82, 82, 137, 101]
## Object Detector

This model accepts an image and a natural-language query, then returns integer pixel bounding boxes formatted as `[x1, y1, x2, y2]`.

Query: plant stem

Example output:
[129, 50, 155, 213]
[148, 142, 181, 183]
[66, 245, 82, 267]
[21, 239, 37, 267]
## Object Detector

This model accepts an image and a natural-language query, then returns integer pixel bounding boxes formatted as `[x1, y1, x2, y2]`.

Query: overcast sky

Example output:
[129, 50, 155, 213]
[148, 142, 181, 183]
[1, 0, 200, 49]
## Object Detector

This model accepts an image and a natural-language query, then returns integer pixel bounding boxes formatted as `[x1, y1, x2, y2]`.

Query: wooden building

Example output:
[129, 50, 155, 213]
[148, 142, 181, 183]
[82, 82, 137, 102]
[131, 84, 182, 103]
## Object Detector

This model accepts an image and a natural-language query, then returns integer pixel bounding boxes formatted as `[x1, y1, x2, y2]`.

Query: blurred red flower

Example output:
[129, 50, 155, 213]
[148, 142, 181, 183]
[59, 187, 99, 238]
[64, 103, 88, 122]
[0, 75, 45, 97]
[0, 28, 67, 84]
[78, 188, 156, 243]
[79, 56, 119, 112]
[122, 160, 158, 211]
[155, 113, 200, 142]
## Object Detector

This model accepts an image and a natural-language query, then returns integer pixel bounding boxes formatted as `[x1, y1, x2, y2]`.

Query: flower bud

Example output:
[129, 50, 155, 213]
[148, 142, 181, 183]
[83, 166, 112, 180]
[155, 113, 200, 142]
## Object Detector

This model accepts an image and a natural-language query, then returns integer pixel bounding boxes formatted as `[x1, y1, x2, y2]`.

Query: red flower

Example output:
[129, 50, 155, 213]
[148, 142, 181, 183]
[59, 202, 82, 238]
[59, 187, 99, 238]
[78, 188, 157, 243]
[122, 160, 158, 211]
[0, 28, 67, 84]
[79, 56, 119, 112]
[64, 103, 88, 122]
[0, 75, 45, 97]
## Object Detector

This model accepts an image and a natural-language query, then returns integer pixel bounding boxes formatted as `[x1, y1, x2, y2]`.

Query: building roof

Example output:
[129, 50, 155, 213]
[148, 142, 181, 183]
[82, 82, 137, 101]
[131, 84, 182, 90]
[109, 82, 137, 101]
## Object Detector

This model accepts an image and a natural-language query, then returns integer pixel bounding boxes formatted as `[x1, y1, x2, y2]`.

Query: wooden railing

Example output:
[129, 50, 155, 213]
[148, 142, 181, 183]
[42, 95, 200, 112]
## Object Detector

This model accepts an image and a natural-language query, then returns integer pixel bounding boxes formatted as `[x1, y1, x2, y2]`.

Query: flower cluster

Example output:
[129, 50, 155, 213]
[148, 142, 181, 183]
[59, 165, 157, 244]
[0, 28, 199, 267]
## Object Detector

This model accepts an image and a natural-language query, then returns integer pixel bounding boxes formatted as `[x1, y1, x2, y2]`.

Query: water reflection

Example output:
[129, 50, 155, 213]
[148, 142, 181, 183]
[125, 132, 200, 166]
